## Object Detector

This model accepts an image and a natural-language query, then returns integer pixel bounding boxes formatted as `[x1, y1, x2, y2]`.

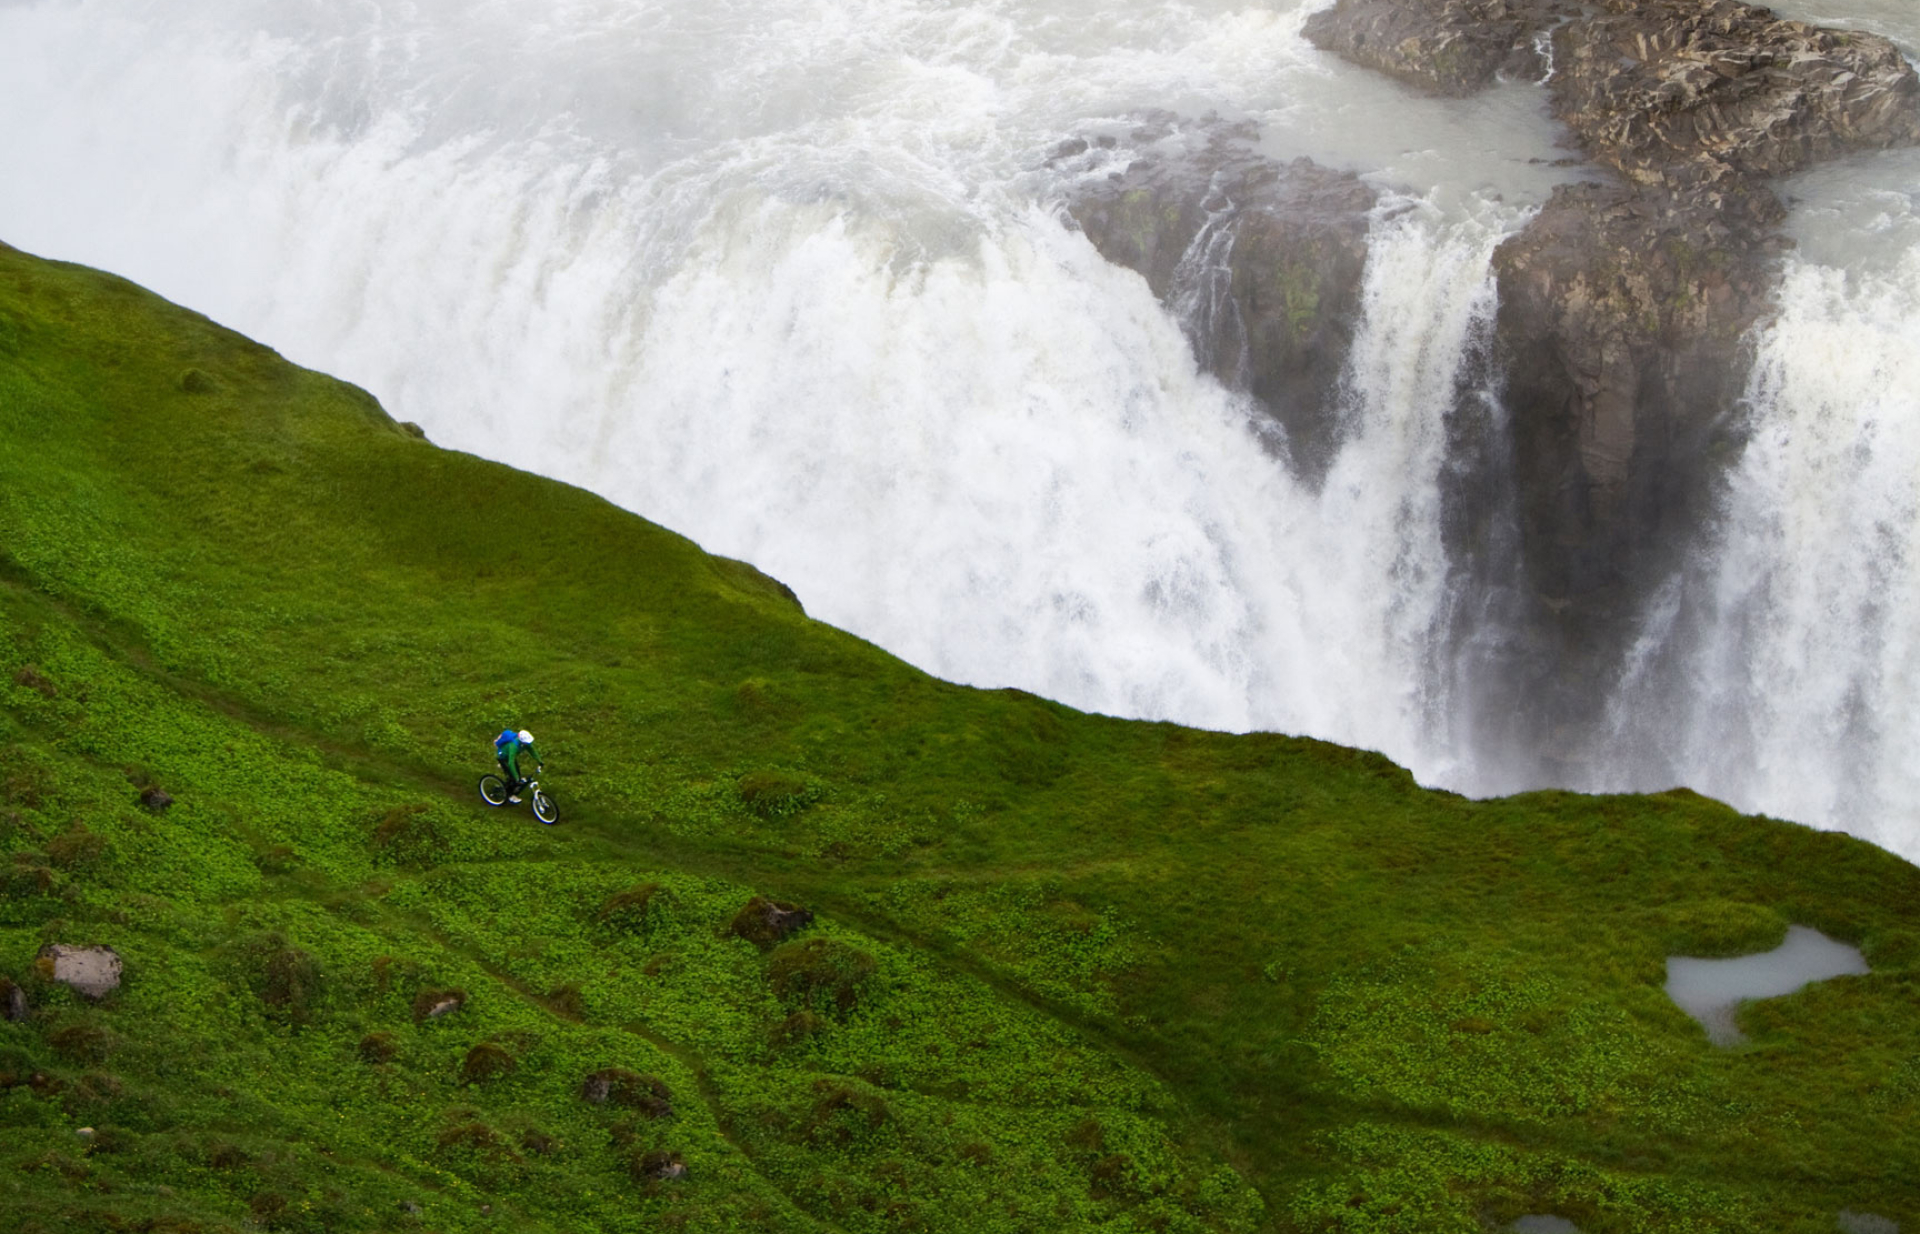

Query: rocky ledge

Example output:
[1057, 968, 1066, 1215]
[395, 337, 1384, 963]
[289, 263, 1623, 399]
[1055, 116, 1377, 480]
[1055, 2, 1920, 766]
[1308, 0, 1920, 621]
[1301, 0, 1561, 97]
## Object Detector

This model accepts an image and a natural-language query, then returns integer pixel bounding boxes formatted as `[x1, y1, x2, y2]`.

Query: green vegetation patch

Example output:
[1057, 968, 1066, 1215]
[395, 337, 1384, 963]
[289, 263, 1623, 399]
[0, 239, 1915, 1231]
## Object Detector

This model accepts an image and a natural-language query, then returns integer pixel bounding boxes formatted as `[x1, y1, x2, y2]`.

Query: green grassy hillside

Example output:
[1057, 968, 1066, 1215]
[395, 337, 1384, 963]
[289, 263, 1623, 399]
[0, 238, 1916, 1233]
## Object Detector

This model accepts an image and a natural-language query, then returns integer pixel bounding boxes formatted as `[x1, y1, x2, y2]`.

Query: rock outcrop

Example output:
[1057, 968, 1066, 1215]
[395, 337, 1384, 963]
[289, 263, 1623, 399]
[1058, 117, 1377, 480]
[1491, 181, 1786, 614]
[730, 895, 814, 949]
[1306, 0, 1920, 716]
[1549, 3, 1920, 185]
[1302, 0, 1559, 96]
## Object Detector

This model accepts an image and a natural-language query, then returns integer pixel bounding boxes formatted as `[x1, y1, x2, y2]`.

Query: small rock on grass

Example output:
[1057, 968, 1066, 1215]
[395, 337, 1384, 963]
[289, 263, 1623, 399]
[729, 896, 814, 949]
[579, 1067, 673, 1118]
[36, 944, 122, 1000]
[633, 1149, 686, 1182]
[411, 988, 466, 1021]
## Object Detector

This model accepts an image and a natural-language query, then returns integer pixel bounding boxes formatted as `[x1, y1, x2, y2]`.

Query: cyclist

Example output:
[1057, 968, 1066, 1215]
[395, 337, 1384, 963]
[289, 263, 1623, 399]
[493, 728, 544, 803]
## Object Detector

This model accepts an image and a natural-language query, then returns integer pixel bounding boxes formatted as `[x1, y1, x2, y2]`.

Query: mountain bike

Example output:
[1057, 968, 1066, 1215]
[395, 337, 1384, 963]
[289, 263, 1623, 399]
[479, 772, 559, 825]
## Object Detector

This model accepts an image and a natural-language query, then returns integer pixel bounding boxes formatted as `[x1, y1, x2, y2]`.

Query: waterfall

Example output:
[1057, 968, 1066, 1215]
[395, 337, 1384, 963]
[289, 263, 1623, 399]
[4, 0, 1918, 860]
[1592, 176, 1920, 861]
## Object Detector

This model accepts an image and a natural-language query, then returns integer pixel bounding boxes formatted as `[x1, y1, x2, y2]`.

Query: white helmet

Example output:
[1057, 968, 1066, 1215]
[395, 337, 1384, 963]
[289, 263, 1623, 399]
[518, 730, 535, 744]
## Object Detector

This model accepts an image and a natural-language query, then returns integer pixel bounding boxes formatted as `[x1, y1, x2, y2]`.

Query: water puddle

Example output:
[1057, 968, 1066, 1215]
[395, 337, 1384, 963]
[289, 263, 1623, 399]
[1666, 925, 1869, 1045]
[1511, 1217, 1579, 1234]
[1838, 1212, 1899, 1234]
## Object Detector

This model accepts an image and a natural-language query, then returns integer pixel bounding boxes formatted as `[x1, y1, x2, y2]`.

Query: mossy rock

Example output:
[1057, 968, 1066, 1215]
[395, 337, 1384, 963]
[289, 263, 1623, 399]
[729, 895, 814, 948]
[737, 771, 818, 820]
[800, 1079, 889, 1147]
[0, 858, 57, 901]
[240, 936, 323, 1027]
[768, 1009, 824, 1048]
[597, 883, 666, 934]
[545, 982, 587, 1019]
[49, 1024, 112, 1065]
[45, 825, 106, 871]
[412, 988, 467, 1022]
[579, 1067, 672, 1117]
[371, 804, 445, 867]
[766, 937, 876, 1016]
[437, 1117, 519, 1158]
[459, 1042, 517, 1085]
[357, 1032, 399, 1064]
[631, 1148, 687, 1189]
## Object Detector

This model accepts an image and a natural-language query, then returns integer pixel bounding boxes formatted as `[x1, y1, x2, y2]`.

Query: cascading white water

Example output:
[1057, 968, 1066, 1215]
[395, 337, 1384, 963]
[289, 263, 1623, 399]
[0, 0, 1552, 786]
[5, 0, 1919, 859]
[1594, 148, 1920, 862]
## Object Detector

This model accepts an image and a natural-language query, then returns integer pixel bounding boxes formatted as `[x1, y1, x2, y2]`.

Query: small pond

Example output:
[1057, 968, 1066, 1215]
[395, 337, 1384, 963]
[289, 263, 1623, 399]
[1665, 925, 1869, 1045]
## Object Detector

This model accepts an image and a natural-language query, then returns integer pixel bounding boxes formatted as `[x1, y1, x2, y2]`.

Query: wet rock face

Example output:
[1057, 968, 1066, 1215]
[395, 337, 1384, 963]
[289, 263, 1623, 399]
[1491, 180, 1785, 608]
[1061, 119, 1376, 480]
[1312, 0, 1920, 650]
[1302, 0, 1558, 96]
[1493, 0, 1920, 614]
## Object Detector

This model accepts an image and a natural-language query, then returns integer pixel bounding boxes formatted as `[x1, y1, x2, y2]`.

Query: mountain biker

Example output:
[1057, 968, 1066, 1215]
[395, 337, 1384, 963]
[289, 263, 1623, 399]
[493, 728, 544, 804]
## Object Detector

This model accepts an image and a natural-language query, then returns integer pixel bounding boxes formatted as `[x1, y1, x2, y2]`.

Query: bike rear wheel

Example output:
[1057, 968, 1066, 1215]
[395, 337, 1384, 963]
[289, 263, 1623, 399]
[531, 789, 559, 825]
[479, 774, 510, 806]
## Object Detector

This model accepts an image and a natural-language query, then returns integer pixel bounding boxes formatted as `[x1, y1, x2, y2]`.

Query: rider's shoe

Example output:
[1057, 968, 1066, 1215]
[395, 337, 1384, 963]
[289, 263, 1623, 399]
[508, 795, 522, 804]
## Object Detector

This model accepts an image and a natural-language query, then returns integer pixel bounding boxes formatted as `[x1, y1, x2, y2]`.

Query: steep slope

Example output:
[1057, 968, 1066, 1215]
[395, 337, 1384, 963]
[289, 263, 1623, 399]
[0, 240, 1916, 1232]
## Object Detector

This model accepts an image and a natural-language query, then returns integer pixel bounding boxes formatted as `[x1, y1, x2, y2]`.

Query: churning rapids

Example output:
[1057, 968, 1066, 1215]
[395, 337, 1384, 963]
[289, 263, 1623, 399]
[3, 0, 1919, 860]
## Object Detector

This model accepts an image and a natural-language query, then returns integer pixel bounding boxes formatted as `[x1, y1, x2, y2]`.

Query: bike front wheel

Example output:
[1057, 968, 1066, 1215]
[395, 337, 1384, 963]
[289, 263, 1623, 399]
[531, 789, 559, 825]
[479, 774, 510, 806]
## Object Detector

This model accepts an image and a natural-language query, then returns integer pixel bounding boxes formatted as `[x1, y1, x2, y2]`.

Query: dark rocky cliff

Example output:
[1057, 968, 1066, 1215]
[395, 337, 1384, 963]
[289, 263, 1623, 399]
[1068, 1, 1920, 769]
[1309, 0, 1920, 625]
[1055, 118, 1377, 481]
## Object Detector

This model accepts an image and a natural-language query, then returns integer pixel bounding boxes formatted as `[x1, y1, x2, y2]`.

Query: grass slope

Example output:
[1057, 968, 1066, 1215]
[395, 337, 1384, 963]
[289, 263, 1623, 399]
[0, 238, 1916, 1233]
